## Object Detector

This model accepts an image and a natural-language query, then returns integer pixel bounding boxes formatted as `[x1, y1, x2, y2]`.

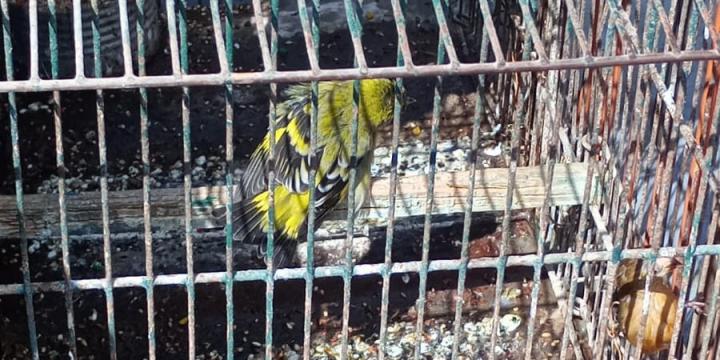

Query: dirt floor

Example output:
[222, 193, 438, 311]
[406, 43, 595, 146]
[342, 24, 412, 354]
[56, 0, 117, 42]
[0, 3, 569, 360]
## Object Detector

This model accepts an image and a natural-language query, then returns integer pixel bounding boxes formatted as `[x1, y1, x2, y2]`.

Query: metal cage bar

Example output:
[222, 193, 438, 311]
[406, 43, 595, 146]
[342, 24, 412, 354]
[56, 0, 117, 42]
[451, 23, 489, 360]
[0, 0, 39, 357]
[46, 0, 78, 357]
[337, 1, 370, 358]
[413, 16, 445, 360]
[134, 0, 157, 357]
[88, 0, 119, 358]
[3, 245, 720, 294]
[2, 0, 720, 359]
[294, 0, 321, 358]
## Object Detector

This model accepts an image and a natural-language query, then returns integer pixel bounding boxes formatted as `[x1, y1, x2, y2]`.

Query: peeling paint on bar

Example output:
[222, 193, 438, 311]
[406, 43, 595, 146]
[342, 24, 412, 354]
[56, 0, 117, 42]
[4, 246, 720, 297]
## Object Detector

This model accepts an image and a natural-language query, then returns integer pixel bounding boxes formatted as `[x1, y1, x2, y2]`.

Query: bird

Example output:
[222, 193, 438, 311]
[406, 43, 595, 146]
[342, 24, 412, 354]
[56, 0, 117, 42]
[218, 79, 397, 267]
[613, 257, 704, 355]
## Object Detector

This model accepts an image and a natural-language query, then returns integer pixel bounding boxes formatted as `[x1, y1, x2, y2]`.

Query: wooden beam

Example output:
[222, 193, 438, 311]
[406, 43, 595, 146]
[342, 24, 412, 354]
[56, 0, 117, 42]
[0, 162, 593, 238]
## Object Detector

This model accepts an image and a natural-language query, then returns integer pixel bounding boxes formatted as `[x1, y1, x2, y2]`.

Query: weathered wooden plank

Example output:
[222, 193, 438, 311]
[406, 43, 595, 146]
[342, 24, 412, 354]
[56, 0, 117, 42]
[0, 162, 591, 238]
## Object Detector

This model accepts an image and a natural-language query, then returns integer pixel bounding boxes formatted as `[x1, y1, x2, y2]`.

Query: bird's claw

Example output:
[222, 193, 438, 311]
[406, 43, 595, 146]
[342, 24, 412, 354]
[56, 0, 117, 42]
[685, 301, 707, 315]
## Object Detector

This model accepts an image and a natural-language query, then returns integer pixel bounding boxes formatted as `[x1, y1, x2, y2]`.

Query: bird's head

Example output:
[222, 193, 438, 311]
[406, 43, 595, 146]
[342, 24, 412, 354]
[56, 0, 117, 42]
[358, 78, 396, 128]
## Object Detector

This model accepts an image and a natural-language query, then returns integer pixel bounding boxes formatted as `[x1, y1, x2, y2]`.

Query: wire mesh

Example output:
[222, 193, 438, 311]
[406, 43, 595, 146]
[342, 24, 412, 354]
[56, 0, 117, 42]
[0, 0, 719, 359]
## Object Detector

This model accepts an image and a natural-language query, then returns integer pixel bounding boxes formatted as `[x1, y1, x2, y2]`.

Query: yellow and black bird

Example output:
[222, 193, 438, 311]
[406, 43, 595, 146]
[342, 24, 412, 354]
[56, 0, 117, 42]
[219, 79, 396, 266]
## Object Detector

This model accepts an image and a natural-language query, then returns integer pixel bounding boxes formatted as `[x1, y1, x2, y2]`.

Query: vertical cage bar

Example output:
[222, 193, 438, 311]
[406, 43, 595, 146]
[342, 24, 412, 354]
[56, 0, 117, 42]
[651, 0, 680, 53]
[176, 0, 196, 358]
[251, 0, 272, 71]
[296, 0, 319, 72]
[489, 74, 522, 360]
[430, 0, 459, 66]
[0, 0, 39, 357]
[523, 72, 561, 360]
[558, 92, 597, 360]
[263, 0, 279, 357]
[219, 0, 235, 358]
[48, 0, 78, 355]
[678, 144, 718, 357]
[517, 0, 548, 61]
[414, 23, 447, 360]
[300, 0, 320, 358]
[165, 0, 181, 75]
[339, 1, 365, 358]
[209, 0, 229, 75]
[72, 0, 84, 77]
[377, 4, 406, 360]
[684, 193, 720, 360]
[389, 0, 414, 68]
[117, 0, 134, 76]
[340, 80, 360, 360]
[692, 0, 720, 51]
[28, 0, 38, 80]
[609, 3, 698, 356]
[90, 0, 118, 357]
[700, 210, 720, 356]
[562, 0, 590, 58]
[476, 0, 505, 64]
[341, 0, 367, 72]
[135, 0, 156, 357]
[670, 90, 720, 359]
[451, 25, 489, 360]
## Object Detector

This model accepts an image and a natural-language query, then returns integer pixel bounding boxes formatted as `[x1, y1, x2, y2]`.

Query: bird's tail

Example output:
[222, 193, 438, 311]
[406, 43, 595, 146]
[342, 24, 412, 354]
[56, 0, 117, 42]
[212, 196, 265, 243]
[213, 192, 299, 268]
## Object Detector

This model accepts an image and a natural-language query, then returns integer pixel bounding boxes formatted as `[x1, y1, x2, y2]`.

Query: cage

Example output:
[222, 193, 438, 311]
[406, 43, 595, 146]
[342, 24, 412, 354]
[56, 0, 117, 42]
[0, 0, 719, 359]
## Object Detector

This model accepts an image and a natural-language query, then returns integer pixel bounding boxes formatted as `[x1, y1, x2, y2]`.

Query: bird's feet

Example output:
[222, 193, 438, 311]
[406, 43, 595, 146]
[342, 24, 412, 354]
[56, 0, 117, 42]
[685, 300, 707, 315]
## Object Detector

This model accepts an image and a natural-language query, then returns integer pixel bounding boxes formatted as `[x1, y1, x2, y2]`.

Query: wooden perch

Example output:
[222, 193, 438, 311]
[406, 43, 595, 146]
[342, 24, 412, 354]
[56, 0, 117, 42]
[0, 162, 593, 238]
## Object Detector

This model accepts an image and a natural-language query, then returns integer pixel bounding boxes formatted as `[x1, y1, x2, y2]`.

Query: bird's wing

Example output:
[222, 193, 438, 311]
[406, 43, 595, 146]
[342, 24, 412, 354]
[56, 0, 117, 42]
[236, 82, 367, 233]
[240, 84, 313, 198]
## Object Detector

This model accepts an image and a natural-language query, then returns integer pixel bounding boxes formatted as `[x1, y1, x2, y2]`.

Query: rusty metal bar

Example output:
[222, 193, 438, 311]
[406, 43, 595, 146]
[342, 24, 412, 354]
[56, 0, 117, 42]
[693, 0, 720, 51]
[671, 77, 720, 359]
[562, 0, 590, 58]
[680, 124, 720, 195]
[700, 210, 720, 357]
[651, 0, 681, 53]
